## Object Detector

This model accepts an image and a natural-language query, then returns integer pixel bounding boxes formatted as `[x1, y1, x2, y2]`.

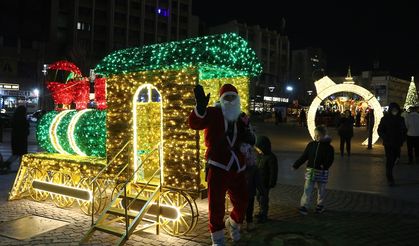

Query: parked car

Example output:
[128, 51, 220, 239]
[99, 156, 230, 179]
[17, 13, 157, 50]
[27, 110, 45, 123]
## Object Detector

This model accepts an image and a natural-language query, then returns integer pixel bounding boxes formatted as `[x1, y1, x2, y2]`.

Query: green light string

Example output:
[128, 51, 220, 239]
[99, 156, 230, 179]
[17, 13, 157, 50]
[74, 110, 107, 157]
[36, 111, 58, 153]
[95, 33, 262, 79]
[56, 110, 77, 154]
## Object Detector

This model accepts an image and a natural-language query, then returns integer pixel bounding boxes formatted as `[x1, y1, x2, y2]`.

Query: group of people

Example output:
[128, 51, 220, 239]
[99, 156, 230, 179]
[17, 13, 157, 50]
[189, 84, 334, 245]
[379, 103, 419, 186]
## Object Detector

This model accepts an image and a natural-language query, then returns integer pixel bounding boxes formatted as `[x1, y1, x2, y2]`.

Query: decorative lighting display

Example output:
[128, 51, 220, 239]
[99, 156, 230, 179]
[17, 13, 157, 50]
[307, 76, 383, 145]
[48, 60, 82, 76]
[133, 84, 163, 183]
[56, 110, 78, 154]
[11, 33, 261, 227]
[46, 61, 91, 110]
[105, 69, 252, 191]
[404, 76, 418, 110]
[37, 109, 106, 157]
[37, 111, 59, 153]
[50, 110, 75, 154]
[73, 78, 90, 110]
[47, 82, 75, 109]
[73, 109, 107, 157]
[94, 33, 262, 80]
[8, 153, 106, 200]
[94, 77, 107, 110]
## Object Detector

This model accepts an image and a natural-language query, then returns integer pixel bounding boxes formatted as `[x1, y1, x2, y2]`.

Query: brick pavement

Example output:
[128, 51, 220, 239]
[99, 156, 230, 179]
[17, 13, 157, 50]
[1, 179, 419, 245]
[1, 125, 419, 245]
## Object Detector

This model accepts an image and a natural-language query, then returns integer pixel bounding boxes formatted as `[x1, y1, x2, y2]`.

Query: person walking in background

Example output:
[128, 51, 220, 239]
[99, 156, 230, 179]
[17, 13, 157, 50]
[405, 105, 419, 164]
[355, 110, 361, 127]
[293, 125, 334, 215]
[299, 109, 307, 127]
[251, 136, 278, 224]
[337, 110, 354, 157]
[3, 106, 30, 173]
[378, 102, 407, 186]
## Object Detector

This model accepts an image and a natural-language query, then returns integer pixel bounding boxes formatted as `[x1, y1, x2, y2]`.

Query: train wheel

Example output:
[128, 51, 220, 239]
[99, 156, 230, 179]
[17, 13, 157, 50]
[77, 178, 105, 215]
[28, 168, 49, 201]
[159, 190, 199, 236]
[50, 172, 75, 208]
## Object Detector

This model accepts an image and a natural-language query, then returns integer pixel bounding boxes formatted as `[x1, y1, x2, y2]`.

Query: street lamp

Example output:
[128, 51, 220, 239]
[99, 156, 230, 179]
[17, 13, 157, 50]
[40, 64, 48, 110]
[267, 86, 275, 112]
[286, 85, 293, 92]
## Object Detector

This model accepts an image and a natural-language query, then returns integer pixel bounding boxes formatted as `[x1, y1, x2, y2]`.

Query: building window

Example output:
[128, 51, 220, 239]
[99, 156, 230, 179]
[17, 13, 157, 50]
[114, 27, 126, 37]
[156, 7, 169, 17]
[79, 7, 91, 17]
[179, 16, 188, 24]
[131, 1, 141, 10]
[180, 3, 188, 12]
[77, 22, 91, 31]
[179, 28, 187, 36]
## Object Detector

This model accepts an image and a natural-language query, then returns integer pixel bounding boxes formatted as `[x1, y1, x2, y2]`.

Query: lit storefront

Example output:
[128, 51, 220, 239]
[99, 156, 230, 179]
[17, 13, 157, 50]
[0, 83, 39, 113]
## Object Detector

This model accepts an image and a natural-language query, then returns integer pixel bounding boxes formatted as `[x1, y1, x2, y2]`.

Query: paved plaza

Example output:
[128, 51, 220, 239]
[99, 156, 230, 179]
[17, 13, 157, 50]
[0, 123, 419, 245]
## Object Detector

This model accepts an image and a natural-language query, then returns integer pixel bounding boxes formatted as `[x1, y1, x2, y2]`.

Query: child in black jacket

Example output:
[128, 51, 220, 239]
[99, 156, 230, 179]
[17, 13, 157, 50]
[247, 136, 278, 225]
[293, 125, 334, 215]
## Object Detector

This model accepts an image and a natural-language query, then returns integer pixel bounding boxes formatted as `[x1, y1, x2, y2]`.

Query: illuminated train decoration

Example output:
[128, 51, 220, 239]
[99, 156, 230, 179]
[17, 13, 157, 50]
[37, 109, 106, 157]
[9, 33, 261, 244]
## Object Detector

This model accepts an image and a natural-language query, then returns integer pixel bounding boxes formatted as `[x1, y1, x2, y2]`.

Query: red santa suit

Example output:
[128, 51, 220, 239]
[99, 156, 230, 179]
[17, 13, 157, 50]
[189, 85, 251, 235]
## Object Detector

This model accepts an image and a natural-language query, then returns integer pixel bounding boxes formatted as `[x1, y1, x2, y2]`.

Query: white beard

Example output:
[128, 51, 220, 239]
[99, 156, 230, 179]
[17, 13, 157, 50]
[221, 96, 241, 122]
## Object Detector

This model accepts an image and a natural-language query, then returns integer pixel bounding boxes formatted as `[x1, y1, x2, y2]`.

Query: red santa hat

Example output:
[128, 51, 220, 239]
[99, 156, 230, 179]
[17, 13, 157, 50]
[219, 84, 238, 98]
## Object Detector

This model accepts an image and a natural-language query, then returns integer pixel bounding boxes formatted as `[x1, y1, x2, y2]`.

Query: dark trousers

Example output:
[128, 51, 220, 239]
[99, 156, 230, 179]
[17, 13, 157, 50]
[245, 166, 259, 223]
[247, 185, 270, 222]
[340, 135, 352, 156]
[407, 136, 419, 163]
[384, 145, 401, 182]
[257, 186, 270, 219]
[246, 168, 270, 223]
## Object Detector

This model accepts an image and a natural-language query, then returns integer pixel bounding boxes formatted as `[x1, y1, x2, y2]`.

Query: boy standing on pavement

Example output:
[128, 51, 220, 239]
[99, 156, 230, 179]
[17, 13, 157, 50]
[405, 105, 419, 164]
[254, 136, 278, 223]
[293, 125, 334, 215]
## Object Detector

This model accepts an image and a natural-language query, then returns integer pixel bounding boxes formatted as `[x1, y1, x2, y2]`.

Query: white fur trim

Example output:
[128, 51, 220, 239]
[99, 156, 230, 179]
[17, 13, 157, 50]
[225, 120, 237, 147]
[208, 159, 230, 170]
[208, 150, 245, 173]
[220, 91, 238, 100]
[193, 106, 207, 119]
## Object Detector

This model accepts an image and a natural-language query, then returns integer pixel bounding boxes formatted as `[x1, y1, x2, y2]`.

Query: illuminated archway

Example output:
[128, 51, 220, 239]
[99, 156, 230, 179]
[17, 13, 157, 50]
[133, 84, 164, 183]
[307, 76, 383, 145]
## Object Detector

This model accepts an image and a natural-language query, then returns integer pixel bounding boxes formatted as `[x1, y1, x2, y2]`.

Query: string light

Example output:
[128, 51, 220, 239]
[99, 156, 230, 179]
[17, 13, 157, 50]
[37, 111, 58, 153]
[94, 33, 262, 80]
[73, 110, 107, 157]
[94, 77, 107, 110]
[307, 76, 383, 145]
[105, 68, 252, 190]
[37, 109, 106, 157]
[34, 33, 260, 192]
[48, 60, 82, 76]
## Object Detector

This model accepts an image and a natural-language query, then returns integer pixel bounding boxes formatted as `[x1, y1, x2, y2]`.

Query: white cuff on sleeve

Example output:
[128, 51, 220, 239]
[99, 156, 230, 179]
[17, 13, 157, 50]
[194, 106, 207, 119]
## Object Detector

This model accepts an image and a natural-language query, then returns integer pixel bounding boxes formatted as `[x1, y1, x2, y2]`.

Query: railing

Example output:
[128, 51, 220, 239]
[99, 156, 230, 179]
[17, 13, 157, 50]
[92, 142, 162, 239]
[89, 140, 131, 225]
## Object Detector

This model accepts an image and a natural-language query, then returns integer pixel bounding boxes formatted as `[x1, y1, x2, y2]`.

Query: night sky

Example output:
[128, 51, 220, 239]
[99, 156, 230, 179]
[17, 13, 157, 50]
[193, 1, 419, 80]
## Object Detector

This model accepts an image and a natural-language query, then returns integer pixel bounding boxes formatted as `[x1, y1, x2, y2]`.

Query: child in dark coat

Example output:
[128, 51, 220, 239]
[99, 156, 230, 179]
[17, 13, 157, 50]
[246, 136, 278, 225]
[293, 125, 334, 215]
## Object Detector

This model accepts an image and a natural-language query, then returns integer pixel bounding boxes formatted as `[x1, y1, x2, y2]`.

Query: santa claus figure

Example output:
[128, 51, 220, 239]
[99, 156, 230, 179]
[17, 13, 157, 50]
[189, 84, 255, 245]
